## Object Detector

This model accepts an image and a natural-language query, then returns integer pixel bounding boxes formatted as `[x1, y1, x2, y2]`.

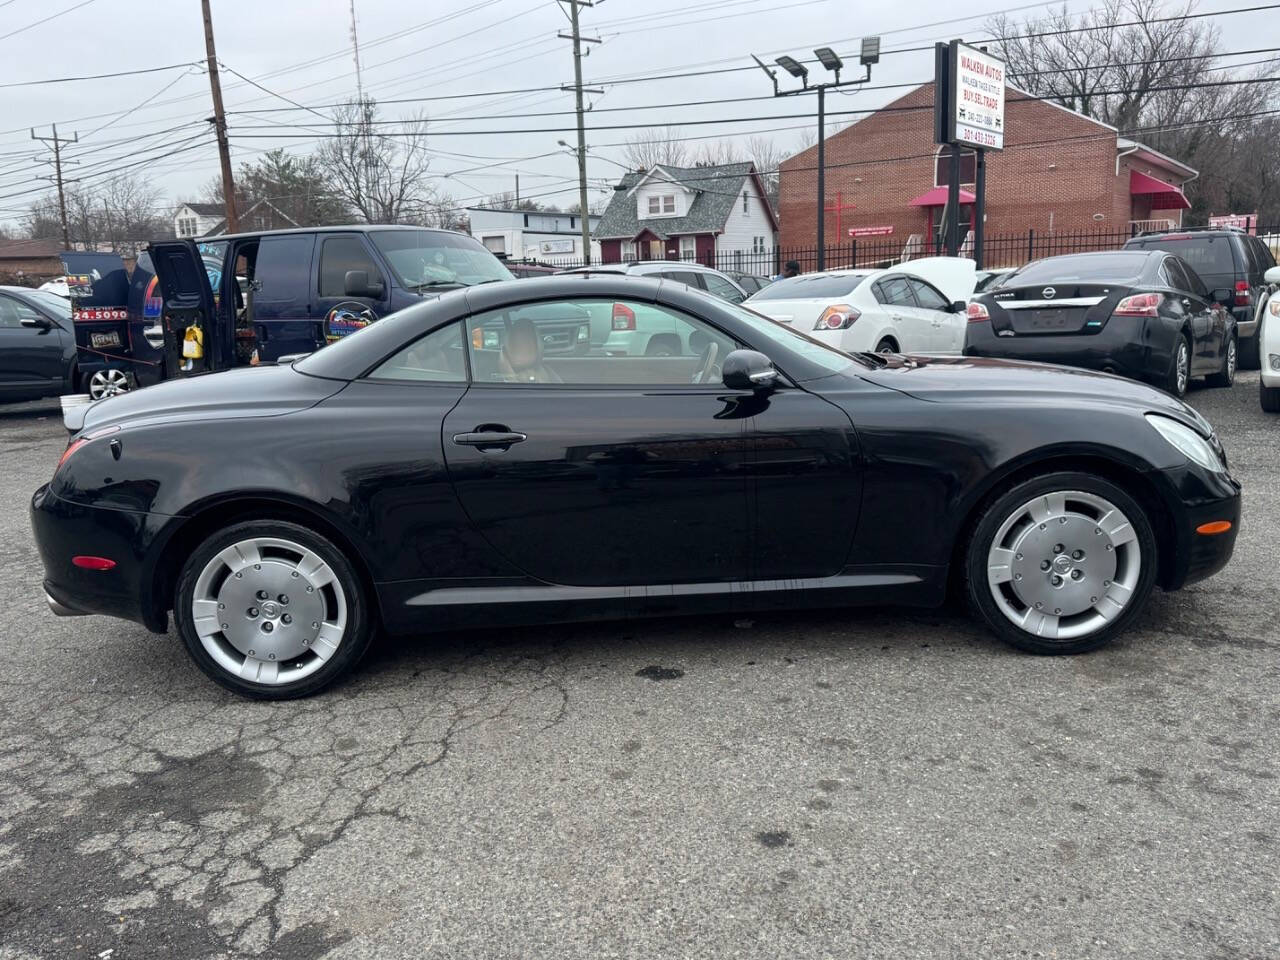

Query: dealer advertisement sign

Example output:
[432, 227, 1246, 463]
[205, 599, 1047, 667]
[951, 42, 1005, 150]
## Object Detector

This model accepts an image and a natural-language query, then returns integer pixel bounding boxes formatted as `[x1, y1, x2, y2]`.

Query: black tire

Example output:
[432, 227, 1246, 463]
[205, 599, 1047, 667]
[1262, 380, 1280, 413]
[964, 471, 1158, 656]
[875, 337, 898, 354]
[1205, 333, 1237, 388]
[1238, 329, 1261, 371]
[1163, 333, 1191, 397]
[174, 519, 373, 699]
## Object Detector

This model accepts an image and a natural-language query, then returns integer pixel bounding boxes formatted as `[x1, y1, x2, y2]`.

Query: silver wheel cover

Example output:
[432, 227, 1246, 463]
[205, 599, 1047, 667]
[1176, 341, 1189, 394]
[986, 490, 1141, 641]
[191, 536, 347, 685]
[88, 368, 130, 400]
[1227, 338, 1237, 380]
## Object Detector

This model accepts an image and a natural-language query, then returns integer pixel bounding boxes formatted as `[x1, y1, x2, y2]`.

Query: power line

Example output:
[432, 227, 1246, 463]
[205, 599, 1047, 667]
[0, 0, 98, 43]
[0, 61, 202, 89]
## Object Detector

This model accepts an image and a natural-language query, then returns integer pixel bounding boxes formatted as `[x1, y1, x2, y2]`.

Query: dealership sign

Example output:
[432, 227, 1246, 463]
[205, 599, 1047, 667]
[1209, 213, 1257, 234]
[951, 42, 1005, 150]
[538, 239, 575, 254]
[848, 225, 894, 237]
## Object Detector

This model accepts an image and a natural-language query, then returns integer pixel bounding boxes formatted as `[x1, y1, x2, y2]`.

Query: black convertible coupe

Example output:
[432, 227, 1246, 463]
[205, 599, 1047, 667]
[31, 274, 1240, 698]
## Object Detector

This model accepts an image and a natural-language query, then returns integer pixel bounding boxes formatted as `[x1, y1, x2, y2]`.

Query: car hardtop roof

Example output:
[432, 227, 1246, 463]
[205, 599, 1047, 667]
[1134, 225, 1247, 238]
[194, 224, 468, 243]
[570, 260, 731, 274]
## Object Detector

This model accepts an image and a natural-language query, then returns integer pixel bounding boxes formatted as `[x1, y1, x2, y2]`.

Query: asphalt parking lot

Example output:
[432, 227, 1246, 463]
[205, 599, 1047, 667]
[1, 377, 1277, 960]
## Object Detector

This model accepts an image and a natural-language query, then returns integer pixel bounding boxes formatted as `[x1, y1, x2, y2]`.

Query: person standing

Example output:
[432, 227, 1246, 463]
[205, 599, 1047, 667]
[775, 260, 800, 282]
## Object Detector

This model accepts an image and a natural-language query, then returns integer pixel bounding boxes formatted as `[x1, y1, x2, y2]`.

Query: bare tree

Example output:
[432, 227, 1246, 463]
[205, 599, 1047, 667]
[746, 135, 787, 209]
[316, 98, 437, 224]
[987, 0, 1280, 217]
[24, 176, 169, 253]
[690, 139, 743, 167]
[621, 126, 688, 170]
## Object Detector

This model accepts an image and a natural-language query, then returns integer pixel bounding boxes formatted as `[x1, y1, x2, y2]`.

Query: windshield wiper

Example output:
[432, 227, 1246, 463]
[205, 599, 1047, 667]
[408, 280, 465, 292]
[854, 351, 888, 366]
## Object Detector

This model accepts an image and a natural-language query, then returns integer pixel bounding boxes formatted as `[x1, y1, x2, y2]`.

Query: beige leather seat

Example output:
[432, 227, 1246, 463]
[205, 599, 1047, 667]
[498, 318, 562, 383]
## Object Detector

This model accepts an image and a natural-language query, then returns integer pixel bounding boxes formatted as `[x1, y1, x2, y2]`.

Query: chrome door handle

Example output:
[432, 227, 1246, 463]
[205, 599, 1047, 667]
[452, 429, 527, 449]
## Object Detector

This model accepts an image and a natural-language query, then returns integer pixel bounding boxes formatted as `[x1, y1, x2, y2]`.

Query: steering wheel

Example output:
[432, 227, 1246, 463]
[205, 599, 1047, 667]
[692, 341, 720, 385]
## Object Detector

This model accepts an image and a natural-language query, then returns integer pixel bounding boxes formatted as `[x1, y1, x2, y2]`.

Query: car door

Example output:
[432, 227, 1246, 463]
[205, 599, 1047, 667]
[443, 295, 754, 588]
[252, 232, 319, 360]
[906, 277, 960, 351]
[873, 275, 930, 351]
[1164, 257, 1219, 373]
[147, 240, 224, 375]
[313, 233, 389, 345]
[0, 293, 70, 397]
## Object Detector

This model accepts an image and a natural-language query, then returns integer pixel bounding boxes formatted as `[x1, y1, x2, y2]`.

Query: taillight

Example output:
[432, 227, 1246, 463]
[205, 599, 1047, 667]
[966, 301, 990, 322]
[1234, 279, 1250, 307]
[1114, 292, 1162, 317]
[611, 303, 636, 331]
[814, 303, 859, 330]
[56, 424, 119, 473]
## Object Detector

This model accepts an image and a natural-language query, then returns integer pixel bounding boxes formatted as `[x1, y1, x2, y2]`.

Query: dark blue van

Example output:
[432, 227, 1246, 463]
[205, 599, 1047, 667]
[144, 225, 547, 377]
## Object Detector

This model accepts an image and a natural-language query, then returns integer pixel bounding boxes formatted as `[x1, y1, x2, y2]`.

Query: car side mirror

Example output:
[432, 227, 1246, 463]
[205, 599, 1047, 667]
[19, 315, 52, 331]
[1211, 288, 1234, 306]
[722, 349, 779, 391]
[344, 269, 384, 298]
[1265, 265, 1280, 285]
[950, 300, 966, 313]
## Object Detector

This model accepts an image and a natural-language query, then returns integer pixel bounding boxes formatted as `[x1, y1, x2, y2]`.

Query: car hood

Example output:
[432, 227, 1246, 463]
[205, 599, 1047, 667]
[856, 354, 1214, 433]
[76, 363, 347, 434]
[896, 256, 977, 304]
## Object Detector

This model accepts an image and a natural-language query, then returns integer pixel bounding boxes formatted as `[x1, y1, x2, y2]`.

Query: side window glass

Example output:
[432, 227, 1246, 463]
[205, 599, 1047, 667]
[661, 270, 703, 288]
[1161, 258, 1185, 291]
[465, 299, 737, 386]
[878, 276, 915, 307]
[907, 278, 949, 310]
[1254, 237, 1276, 270]
[702, 273, 745, 303]
[319, 237, 382, 298]
[367, 321, 466, 382]
[0, 295, 23, 328]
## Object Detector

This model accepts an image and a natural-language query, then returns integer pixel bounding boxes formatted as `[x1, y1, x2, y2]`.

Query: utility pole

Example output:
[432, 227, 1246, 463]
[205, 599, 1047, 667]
[559, 1, 601, 264]
[30, 124, 78, 250]
[755, 38, 880, 271]
[201, 0, 238, 234]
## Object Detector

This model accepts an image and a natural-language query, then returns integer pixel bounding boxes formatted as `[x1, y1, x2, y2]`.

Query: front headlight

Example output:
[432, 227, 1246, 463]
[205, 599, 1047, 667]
[1145, 413, 1224, 472]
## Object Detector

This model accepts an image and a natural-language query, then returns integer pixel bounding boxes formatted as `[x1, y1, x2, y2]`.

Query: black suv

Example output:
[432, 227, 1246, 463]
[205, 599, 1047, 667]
[1124, 227, 1277, 369]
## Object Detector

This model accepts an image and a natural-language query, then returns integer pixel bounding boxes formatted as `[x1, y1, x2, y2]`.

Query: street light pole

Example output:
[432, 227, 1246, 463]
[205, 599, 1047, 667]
[755, 39, 879, 272]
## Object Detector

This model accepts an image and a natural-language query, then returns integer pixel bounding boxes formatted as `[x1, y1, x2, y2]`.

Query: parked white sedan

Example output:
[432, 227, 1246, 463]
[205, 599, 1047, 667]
[744, 257, 977, 354]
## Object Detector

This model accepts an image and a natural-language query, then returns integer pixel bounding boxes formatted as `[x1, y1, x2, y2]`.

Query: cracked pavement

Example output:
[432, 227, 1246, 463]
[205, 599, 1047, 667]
[1, 376, 1277, 959]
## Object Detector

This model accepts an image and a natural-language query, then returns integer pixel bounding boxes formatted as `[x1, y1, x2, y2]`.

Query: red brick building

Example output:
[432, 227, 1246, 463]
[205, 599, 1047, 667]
[778, 83, 1197, 259]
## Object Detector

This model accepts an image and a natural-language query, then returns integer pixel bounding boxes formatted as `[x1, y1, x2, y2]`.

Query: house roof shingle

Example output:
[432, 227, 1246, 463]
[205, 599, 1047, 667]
[592, 162, 759, 240]
[0, 239, 62, 260]
[179, 201, 226, 217]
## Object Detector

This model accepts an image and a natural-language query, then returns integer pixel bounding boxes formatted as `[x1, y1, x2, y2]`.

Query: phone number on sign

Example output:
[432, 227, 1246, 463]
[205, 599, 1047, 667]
[957, 126, 1001, 147]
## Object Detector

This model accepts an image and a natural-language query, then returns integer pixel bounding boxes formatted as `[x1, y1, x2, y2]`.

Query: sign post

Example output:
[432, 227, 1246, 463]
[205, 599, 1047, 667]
[934, 41, 1004, 264]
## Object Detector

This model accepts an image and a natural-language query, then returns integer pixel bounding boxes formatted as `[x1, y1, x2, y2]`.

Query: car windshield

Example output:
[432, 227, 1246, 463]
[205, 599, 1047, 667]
[749, 273, 870, 300]
[26, 290, 71, 318]
[1128, 235, 1238, 276]
[721, 301, 864, 374]
[369, 230, 513, 288]
[1007, 254, 1149, 286]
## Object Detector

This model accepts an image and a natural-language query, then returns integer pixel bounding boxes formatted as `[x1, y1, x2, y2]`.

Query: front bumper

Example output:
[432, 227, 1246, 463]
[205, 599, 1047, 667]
[30, 483, 169, 632]
[1155, 464, 1241, 591]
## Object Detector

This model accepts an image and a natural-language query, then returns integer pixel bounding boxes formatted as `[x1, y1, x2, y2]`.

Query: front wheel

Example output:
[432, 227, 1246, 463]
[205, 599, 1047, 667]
[964, 472, 1157, 655]
[174, 520, 373, 699]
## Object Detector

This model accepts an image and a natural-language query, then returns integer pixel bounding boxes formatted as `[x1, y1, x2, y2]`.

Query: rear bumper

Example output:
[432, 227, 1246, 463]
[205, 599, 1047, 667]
[30, 483, 169, 632]
[964, 318, 1172, 383]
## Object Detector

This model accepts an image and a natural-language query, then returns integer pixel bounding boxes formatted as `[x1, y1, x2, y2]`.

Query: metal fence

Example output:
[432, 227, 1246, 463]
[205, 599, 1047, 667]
[513, 225, 1280, 277]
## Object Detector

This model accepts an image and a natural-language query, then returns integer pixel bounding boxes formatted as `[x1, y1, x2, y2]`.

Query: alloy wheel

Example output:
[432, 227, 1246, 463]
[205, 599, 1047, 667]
[190, 536, 347, 685]
[88, 368, 130, 400]
[1227, 337, 1237, 382]
[1176, 341, 1190, 395]
[985, 490, 1142, 641]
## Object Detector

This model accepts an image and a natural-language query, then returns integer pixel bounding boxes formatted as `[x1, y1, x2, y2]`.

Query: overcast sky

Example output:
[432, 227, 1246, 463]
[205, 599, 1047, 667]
[0, 0, 1270, 231]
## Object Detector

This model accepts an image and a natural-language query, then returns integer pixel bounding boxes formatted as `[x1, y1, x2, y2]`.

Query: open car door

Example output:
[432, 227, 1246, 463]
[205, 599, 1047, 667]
[146, 240, 225, 377]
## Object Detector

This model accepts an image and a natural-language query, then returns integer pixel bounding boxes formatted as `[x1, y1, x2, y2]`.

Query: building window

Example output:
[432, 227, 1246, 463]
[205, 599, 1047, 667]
[752, 236, 765, 254]
[622, 240, 637, 260]
[647, 195, 676, 215]
[742, 191, 749, 214]
[934, 145, 977, 186]
[482, 236, 506, 254]
[177, 216, 197, 236]
[679, 235, 696, 261]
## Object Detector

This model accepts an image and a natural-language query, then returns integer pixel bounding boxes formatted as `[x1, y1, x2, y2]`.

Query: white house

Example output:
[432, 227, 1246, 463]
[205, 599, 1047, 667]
[593, 162, 779, 270]
[173, 200, 299, 238]
[466, 207, 601, 263]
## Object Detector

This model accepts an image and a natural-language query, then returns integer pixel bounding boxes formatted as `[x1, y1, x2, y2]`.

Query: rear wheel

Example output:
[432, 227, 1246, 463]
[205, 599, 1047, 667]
[1163, 334, 1191, 397]
[174, 520, 373, 699]
[1206, 333, 1237, 388]
[875, 337, 898, 354]
[964, 472, 1157, 655]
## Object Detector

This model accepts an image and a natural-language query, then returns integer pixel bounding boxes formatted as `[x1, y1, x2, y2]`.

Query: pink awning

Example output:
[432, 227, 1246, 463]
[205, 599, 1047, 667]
[909, 186, 976, 207]
[1130, 170, 1191, 211]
